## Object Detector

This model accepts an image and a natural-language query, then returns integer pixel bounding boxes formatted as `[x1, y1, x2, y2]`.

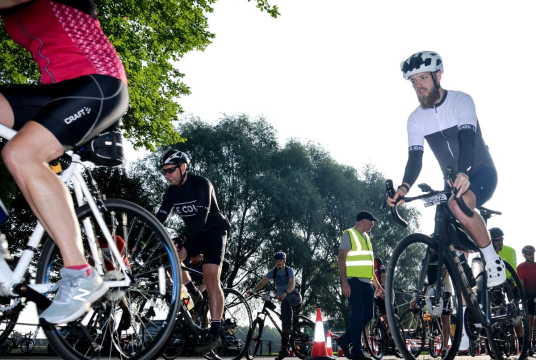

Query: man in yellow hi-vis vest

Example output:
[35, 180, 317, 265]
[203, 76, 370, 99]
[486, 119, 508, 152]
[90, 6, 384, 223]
[336, 211, 384, 360]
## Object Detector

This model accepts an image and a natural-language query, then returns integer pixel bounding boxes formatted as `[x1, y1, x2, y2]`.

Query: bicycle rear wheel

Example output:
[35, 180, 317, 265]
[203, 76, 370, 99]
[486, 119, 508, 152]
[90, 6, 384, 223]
[291, 321, 314, 359]
[397, 309, 425, 357]
[205, 288, 252, 360]
[363, 311, 384, 359]
[484, 260, 529, 360]
[385, 233, 463, 360]
[36, 199, 181, 360]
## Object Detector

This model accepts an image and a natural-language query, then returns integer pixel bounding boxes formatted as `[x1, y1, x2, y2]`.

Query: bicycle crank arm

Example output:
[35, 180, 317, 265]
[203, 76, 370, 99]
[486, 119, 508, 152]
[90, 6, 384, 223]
[13, 283, 52, 311]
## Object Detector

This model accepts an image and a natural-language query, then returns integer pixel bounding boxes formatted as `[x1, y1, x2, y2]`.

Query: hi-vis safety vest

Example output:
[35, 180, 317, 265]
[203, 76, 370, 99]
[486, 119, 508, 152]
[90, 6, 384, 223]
[341, 228, 374, 279]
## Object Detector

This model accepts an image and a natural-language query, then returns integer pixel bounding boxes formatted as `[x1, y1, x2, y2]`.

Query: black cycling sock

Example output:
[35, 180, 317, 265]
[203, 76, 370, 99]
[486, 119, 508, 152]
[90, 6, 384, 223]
[518, 336, 523, 347]
[184, 281, 199, 295]
[209, 320, 221, 337]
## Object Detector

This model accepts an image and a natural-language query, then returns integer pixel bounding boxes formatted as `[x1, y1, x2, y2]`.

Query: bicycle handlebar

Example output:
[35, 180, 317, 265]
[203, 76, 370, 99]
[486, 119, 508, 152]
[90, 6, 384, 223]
[384, 167, 474, 227]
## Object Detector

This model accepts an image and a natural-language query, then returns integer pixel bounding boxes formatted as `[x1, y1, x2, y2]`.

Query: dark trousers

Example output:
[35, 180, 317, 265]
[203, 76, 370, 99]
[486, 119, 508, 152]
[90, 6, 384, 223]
[281, 291, 302, 326]
[338, 278, 374, 356]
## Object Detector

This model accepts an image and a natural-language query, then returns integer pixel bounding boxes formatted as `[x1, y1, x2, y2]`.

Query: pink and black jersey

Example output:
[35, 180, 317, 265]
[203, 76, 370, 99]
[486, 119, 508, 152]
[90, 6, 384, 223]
[1, 0, 127, 85]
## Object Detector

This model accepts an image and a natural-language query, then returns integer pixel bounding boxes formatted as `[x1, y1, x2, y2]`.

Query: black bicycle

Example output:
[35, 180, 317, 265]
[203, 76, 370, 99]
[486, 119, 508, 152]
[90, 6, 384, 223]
[362, 301, 403, 359]
[383, 168, 530, 360]
[162, 265, 253, 360]
[245, 293, 314, 360]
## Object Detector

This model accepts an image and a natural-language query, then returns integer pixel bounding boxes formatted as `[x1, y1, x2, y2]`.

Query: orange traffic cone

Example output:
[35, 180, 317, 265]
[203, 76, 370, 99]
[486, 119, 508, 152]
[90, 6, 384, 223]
[307, 308, 332, 360]
[337, 348, 344, 357]
[326, 330, 333, 356]
[289, 349, 295, 357]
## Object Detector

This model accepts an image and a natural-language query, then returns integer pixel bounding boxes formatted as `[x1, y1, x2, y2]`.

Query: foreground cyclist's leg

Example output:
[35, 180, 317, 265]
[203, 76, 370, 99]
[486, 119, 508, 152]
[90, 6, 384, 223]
[198, 263, 224, 349]
[449, 170, 504, 288]
[2, 122, 106, 324]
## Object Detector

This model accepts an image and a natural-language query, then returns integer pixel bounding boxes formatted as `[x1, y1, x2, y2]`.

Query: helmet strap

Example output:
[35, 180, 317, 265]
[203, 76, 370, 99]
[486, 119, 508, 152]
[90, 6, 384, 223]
[177, 165, 187, 187]
[431, 71, 440, 92]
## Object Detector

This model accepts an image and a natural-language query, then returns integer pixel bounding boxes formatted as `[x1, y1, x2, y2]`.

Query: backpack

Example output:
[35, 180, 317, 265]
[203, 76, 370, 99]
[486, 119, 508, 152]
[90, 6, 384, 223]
[271, 266, 300, 292]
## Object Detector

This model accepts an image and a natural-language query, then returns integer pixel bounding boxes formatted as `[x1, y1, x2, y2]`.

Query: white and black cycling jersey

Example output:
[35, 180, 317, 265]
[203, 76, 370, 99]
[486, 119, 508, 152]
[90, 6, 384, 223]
[407, 90, 494, 176]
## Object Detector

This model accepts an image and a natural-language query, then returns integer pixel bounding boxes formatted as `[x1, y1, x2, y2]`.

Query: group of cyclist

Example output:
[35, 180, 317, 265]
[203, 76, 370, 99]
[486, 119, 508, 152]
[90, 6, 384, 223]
[0, 0, 533, 356]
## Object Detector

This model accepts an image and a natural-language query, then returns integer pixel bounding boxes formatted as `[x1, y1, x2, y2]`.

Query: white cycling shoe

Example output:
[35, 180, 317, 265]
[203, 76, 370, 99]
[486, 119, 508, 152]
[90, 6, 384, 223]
[486, 258, 506, 288]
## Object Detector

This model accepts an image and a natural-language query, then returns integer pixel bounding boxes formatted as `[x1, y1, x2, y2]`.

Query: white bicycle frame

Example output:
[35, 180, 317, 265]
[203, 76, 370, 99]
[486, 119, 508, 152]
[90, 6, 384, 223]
[0, 123, 131, 298]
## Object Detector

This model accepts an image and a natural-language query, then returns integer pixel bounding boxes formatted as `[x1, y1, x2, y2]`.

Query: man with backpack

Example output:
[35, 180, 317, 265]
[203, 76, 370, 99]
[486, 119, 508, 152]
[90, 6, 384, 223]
[248, 251, 302, 360]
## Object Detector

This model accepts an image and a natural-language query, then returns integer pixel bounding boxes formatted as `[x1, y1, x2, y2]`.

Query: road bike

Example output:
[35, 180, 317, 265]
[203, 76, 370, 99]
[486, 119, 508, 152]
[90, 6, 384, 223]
[0, 123, 181, 360]
[362, 301, 403, 359]
[162, 265, 253, 360]
[383, 167, 530, 360]
[245, 293, 314, 360]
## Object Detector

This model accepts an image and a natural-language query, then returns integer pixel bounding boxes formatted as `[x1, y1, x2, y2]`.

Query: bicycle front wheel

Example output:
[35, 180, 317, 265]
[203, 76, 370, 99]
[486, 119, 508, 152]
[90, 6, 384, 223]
[385, 233, 463, 360]
[36, 199, 181, 360]
[245, 318, 264, 360]
[291, 321, 314, 359]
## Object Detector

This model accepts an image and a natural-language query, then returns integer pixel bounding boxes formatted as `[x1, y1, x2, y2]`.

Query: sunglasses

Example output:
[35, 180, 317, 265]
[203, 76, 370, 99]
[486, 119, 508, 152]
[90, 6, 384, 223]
[162, 166, 179, 175]
[492, 237, 504, 242]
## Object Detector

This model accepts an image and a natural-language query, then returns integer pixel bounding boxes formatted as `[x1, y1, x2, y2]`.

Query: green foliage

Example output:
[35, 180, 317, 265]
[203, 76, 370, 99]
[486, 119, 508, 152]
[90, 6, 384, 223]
[247, 0, 280, 18]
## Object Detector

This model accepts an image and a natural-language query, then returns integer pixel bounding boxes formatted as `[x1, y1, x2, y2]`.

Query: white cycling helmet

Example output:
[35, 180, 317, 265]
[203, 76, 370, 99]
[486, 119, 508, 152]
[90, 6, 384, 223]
[401, 51, 443, 80]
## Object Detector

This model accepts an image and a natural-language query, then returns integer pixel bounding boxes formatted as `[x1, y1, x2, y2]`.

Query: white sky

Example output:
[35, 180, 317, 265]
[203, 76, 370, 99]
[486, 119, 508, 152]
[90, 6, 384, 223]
[129, 0, 536, 261]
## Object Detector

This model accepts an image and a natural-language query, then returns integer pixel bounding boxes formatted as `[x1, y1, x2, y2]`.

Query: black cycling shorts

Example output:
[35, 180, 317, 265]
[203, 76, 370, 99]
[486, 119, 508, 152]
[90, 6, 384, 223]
[374, 296, 387, 316]
[184, 229, 227, 266]
[0, 74, 128, 150]
[527, 295, 535, 316]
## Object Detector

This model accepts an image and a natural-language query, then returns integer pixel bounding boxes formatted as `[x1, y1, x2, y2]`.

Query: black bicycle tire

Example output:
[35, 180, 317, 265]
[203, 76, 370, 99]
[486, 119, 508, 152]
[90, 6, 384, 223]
[362, 312, 384, 360]
[398, 308, 425, 357]
[245, 318, 264, 360]
[385, 233, 463, 360]
[19, 338, 34, 354]
[291, 321, 314, 359]
[485, 260, 529, 360]
[428, 320, 442, 359]
[202, 288, 253, 360]
[35, 199, 181, 360]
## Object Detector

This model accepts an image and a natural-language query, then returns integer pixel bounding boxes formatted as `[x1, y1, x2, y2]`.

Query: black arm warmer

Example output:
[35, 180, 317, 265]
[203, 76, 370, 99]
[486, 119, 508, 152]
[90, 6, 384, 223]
[457, 126, 476, 176]
[402, 149, 423, 187]
[181, 207, 209, 240]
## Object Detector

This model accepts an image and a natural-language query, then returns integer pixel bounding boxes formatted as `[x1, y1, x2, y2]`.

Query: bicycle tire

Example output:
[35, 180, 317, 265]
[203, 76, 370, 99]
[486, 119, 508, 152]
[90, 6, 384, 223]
[245, 318, 264, 360]
[202, 288, 252, 360]
[385, 233, 463, 360]
[397, 309, 425, 357]
[291, 321, 314, 359]
[19, 338, 34, 354]
[362, 311, 384, 359]
[485, 260, 529, 360]
[35, 199, 181, 360]
[428, 318, 443, 358]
